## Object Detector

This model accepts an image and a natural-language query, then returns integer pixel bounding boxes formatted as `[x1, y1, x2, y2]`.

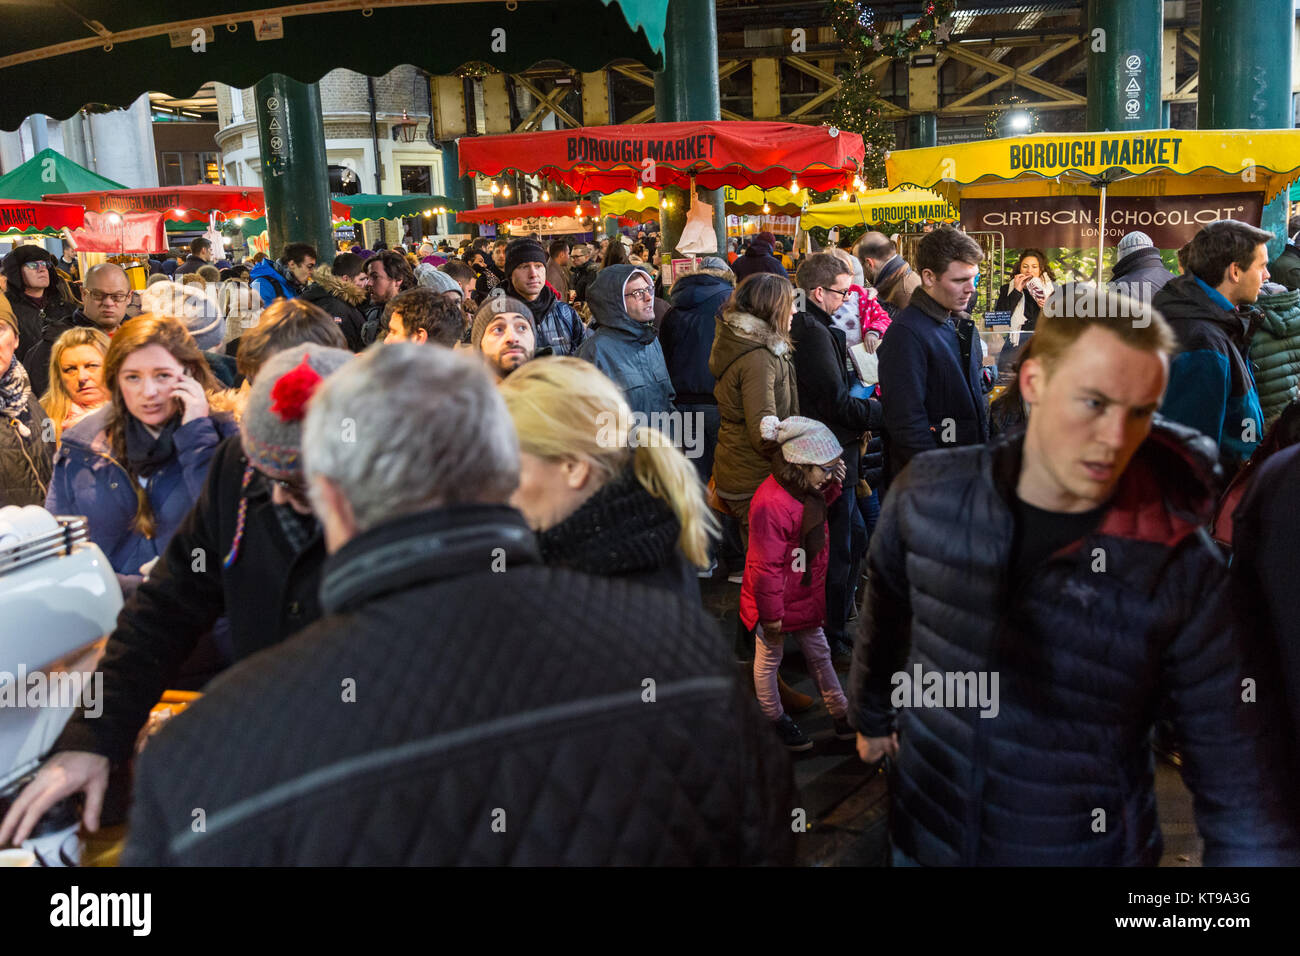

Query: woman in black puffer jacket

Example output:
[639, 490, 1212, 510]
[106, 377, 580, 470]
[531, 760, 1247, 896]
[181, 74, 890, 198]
[499, 356, 718, 601]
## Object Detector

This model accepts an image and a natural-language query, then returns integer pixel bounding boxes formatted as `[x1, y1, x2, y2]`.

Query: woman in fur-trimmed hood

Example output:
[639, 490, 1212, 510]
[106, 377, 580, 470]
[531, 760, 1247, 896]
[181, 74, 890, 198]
[708, 273, 800, 525]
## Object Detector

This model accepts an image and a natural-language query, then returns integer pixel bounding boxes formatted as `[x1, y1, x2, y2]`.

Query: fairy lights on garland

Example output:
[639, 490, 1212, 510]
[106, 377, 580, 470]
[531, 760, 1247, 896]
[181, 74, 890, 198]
[829, 0, 958, 60]
[984, 95, 1041, 138]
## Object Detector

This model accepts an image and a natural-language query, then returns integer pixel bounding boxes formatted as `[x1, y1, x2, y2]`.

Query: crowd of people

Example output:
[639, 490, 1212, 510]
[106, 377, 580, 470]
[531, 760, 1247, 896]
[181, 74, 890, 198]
[1, 210, 1299, 866]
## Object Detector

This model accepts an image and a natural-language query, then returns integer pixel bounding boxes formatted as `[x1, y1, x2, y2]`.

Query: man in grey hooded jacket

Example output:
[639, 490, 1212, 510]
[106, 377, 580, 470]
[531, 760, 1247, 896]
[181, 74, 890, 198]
[578, 265, 676, 417]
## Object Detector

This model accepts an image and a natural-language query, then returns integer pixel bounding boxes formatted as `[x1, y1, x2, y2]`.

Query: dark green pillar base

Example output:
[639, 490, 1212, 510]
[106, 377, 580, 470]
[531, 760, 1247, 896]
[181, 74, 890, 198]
[655, 0, 724, 256]
[907, 114, 937, 149]
[253, 74, 333, 260]
[1086, 0, 1163, 131]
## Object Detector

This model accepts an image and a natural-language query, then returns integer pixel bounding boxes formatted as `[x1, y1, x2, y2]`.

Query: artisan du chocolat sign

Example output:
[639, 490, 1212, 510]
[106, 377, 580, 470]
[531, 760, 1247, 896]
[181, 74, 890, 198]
[961, 192, 1264, 249]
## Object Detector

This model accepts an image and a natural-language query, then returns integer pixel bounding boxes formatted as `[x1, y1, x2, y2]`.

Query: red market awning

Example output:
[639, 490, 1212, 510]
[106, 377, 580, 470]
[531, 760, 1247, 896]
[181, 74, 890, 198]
[68, 210, 166, 253]
[458, 121, 865, 193]
[0, 198, 85, 234]
[457, 200, 600, 224]
[48, 185, 352, 222]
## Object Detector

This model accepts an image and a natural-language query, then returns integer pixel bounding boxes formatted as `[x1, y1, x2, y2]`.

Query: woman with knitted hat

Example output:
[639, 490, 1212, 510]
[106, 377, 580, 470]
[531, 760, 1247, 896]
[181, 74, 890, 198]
[45, 314, 239, 597]
[742, 414, 851, 751]
[499, 356, 716, 599]
[0, 343, 353, 848]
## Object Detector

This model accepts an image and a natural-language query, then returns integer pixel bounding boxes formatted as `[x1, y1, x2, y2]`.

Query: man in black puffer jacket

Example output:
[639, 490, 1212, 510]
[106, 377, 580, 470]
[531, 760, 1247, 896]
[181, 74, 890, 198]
[659, 258, 734, 483]
[121, 344, 795, 865]
[850, 291, 1300, 866]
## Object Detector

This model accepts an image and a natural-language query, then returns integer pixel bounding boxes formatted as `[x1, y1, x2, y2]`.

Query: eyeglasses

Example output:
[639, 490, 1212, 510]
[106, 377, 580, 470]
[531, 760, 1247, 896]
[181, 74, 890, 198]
[85, 290, 130, 304]
[22, 261, 49, 271]
[624, 287, 654, 302]
[821, 286, 850, 302]
[254, 467, 308, 499]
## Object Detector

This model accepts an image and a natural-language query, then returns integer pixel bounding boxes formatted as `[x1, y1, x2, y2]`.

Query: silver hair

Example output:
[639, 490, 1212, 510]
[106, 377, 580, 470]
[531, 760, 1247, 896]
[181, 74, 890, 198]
[303, 343, 520, 532]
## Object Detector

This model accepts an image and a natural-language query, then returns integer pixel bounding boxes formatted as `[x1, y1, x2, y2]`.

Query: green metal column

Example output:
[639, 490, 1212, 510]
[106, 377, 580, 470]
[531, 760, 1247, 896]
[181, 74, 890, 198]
[1200, 0, 1295, 257]
[907, 114, 937, 149]
[1086, 0, 1163, 131]
[253, 74, 333, 260]
[654, 0, 726, 258]
[438, 140, 476, 236]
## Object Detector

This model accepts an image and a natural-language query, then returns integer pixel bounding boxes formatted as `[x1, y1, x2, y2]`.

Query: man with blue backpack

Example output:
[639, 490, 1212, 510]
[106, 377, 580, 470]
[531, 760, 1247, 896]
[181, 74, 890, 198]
[250, 242, 318, 306]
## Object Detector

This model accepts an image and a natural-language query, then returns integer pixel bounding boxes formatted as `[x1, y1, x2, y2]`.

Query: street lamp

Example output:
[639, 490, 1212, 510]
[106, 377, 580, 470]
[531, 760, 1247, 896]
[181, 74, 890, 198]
[391, 110, 420, 144]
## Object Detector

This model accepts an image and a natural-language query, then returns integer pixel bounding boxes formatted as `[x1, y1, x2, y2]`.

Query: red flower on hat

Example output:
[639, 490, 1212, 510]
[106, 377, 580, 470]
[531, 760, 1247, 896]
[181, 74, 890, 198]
[269, 355, 324, 422]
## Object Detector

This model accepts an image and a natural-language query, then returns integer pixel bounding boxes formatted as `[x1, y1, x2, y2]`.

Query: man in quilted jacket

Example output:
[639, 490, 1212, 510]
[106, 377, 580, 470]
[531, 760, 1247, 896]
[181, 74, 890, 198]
[849, 283, 1300, 866]
[121, 344, 795, 866]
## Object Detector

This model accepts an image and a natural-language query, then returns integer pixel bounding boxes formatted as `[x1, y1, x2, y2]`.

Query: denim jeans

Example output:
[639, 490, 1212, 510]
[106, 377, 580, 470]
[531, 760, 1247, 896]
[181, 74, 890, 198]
[673, 402, 720, 487]
[825, 443, 866, 645]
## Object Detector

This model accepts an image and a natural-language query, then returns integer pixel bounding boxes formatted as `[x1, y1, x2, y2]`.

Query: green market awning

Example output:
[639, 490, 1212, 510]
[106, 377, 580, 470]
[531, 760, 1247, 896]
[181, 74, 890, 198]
[333, 194, 459, 222]
[0, 148, 125, 200]
[0, 1, 668, 130]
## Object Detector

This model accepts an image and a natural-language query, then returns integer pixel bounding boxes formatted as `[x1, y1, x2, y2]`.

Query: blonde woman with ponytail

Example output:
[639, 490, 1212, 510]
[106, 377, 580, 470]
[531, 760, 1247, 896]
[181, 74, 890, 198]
[499, 357, 717, 598]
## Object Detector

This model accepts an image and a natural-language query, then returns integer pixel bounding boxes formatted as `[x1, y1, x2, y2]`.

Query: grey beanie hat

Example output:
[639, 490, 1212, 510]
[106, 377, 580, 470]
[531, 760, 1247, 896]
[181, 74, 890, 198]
[700, 256, 731, 273]
[417, 264, 462, 295]
[471, 288, 534, 350]
[1117, 230, 1154, 257]
[241, 343, 353, 482]
[140, 280, 226, 350]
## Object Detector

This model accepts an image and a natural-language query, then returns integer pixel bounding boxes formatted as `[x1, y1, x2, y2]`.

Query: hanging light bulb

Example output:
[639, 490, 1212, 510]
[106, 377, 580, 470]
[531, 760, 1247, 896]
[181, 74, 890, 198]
[541, 189, 550, 202]
[490, 181, 500, 195]
[857, 183, 867, 195]
[852, 175, 864, 190]
[636, 185, 645, 200]
[660, 196, 668, 208]
[574, 204, 582, 216]
[234, 217, 244, 226]
[790, 176, 799, 193]
[839, 191, 849, 202]
[502, 182, 512, 198]
[761, 190, 770, 214]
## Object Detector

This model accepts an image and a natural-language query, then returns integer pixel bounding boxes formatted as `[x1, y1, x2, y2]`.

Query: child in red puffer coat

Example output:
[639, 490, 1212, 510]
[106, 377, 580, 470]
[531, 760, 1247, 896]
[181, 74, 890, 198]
[740, 414, 851, 752]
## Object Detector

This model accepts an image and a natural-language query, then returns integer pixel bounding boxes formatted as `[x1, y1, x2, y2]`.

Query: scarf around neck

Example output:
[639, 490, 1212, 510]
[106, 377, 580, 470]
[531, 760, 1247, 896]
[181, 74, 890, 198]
[0, 355, 34, 437]
[125, 412, 182, 478]
[536, 466, 680, 578]
[773, 470, 827, 586]
[519, 282, 556, 325]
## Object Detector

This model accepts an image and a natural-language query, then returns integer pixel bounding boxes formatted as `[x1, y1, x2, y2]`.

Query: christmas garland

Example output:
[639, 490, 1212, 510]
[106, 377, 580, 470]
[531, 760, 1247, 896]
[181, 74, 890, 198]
[829, 0, 958, 60]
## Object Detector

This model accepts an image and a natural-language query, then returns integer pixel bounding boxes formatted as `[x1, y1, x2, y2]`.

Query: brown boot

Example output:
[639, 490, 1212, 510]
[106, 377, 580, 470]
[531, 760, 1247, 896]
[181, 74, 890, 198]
[778, 674, 815, 713]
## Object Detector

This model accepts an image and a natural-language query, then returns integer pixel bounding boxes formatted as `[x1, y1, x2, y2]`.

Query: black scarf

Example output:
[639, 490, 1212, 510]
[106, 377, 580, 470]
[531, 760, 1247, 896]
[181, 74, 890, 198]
[536, 466, 680, 578]
[125, 412, 182, 478]
[773, 471, 827, 586]
[519, 283, 556, 325]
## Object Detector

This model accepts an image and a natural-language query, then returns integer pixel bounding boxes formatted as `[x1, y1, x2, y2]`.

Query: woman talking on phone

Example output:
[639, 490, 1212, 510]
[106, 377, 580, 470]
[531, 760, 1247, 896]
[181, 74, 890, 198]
[46, 314, 238, 597]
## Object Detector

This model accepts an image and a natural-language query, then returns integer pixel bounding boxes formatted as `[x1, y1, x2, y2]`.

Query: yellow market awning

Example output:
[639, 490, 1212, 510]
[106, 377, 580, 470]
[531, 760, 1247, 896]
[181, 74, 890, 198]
[801, 188, 956, 230]
[886, 129, 1300, 206]
[600, 185, 809, 221]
